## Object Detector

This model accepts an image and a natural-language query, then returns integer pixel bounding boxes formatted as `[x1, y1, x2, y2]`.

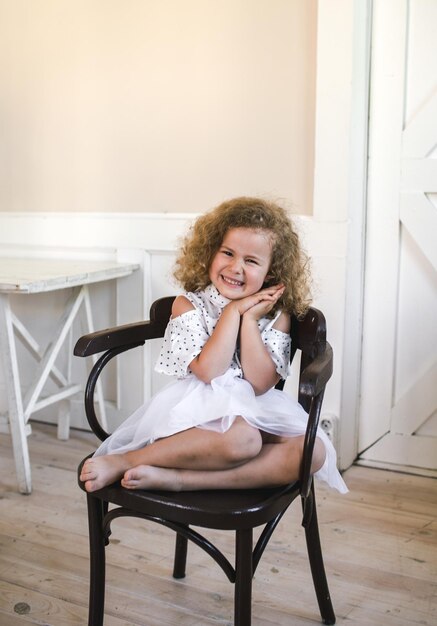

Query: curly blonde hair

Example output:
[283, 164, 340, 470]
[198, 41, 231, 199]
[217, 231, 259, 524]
[174, 197, 312, 317]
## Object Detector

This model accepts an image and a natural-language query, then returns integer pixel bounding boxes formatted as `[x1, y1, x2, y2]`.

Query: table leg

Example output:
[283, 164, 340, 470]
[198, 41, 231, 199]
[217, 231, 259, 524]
[0, 294, 32, 494]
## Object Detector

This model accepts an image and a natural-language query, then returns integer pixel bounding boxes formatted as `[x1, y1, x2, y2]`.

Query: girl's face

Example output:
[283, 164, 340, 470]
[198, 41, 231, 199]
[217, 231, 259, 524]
[209, 227, 273, 300]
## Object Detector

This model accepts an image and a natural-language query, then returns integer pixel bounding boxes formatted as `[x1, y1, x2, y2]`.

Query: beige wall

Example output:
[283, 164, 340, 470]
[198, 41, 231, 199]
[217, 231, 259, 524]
[0, 1, 367, 469]
[0, 0, 316, 214]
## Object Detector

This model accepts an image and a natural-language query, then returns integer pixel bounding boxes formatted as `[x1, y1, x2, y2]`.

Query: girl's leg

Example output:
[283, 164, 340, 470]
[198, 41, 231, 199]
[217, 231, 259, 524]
[121, 436, 326, 491]
[80, 417, 262, 492]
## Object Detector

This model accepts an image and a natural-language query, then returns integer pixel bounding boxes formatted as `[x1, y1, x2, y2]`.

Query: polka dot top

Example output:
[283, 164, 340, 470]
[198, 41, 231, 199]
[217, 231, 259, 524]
[155, 284, 291, 380]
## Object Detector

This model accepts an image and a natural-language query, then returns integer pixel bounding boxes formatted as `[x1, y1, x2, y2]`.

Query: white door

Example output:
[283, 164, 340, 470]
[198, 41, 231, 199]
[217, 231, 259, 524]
[358, 0, 437, 476]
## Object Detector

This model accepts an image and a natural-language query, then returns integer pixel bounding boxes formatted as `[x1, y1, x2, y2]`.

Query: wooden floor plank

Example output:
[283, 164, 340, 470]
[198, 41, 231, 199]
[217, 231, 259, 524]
[0, 422, 436, 625]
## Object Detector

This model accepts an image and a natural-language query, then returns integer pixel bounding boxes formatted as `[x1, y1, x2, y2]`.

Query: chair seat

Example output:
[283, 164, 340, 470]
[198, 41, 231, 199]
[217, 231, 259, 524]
[78, 457, 299, 530]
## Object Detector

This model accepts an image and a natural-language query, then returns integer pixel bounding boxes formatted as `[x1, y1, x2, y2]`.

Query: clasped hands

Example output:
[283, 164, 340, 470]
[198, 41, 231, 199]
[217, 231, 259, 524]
[227, 284, 285, 320]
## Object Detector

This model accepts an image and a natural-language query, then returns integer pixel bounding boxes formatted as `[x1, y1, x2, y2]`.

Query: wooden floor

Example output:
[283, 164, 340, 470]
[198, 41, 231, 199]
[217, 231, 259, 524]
[0, 423, 436, 626]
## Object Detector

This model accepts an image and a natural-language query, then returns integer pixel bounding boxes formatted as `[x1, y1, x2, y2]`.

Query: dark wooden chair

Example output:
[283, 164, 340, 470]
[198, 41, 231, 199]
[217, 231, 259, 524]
[75, 296, 336, 625]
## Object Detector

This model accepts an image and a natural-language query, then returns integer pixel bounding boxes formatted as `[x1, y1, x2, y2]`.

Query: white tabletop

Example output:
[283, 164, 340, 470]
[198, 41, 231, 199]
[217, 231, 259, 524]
[0, 258, 139, 294]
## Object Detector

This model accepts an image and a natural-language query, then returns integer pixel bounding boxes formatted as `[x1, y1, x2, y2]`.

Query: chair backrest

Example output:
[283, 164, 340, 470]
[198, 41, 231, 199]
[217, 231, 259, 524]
[78, 296, 328, 448]
[149, 296, 176, 331]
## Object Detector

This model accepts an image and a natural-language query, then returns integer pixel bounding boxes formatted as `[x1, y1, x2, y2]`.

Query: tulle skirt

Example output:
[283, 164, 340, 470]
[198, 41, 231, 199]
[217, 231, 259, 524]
[95, 370, 348, 493]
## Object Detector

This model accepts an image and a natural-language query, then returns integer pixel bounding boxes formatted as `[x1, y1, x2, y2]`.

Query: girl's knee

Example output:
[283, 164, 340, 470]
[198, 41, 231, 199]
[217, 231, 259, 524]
[222, 420, 262, 465]
[311, 437, 326, 473]
[272, 436, 326, 485]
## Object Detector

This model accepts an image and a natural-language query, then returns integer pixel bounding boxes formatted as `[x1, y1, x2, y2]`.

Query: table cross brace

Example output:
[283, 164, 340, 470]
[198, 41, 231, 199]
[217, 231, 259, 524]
[0, 285, 107, 493]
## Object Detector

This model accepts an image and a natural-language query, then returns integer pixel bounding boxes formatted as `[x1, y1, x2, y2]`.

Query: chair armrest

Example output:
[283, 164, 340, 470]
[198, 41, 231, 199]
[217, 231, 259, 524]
[74, 295, 175, 357]
[299, 342, 333, 399]
[74, 320, 158, 357]
[74, 326, 150, 442]
[73, 296, 175, 441]
[298, 342, 333, 515]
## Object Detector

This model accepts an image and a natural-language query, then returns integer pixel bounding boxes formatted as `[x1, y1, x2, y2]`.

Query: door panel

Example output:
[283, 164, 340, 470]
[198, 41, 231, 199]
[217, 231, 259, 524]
[359, 0, 437, 475]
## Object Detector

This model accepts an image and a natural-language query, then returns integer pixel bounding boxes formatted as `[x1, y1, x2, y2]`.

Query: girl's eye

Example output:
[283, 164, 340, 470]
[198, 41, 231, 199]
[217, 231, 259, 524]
[222, 250, 232, 256]
[246, 259, 258, 265]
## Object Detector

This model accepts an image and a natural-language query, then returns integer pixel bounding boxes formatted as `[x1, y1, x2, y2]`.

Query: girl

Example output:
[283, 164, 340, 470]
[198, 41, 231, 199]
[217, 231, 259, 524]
[80, 197, 347, 494]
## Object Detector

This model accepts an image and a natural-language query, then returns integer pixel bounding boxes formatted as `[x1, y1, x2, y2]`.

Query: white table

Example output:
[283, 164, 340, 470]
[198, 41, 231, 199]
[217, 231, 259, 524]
[0, 258, 139, 493]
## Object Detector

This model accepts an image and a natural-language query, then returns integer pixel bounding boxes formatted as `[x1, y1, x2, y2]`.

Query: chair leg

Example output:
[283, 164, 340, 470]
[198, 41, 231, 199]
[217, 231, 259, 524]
[87, 494, 106, 626]
[173, 532, 188, 579]
[304, 486, 336, 625]
[234, 528, 253, 626]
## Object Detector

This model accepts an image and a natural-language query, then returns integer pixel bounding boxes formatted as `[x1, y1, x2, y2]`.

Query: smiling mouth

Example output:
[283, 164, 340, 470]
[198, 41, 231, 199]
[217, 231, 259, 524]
[221, 275, 244, 287]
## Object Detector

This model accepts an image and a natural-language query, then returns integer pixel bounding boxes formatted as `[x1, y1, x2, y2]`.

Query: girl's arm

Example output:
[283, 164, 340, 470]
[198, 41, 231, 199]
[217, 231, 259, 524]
[239, 297, 290, 395]
[172, 295, 241, 383]
[172, 287, 284, 384]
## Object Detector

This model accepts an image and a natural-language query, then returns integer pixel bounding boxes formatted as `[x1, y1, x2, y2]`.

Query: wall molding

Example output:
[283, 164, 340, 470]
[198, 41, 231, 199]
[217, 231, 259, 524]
[0, 211, 347, 256]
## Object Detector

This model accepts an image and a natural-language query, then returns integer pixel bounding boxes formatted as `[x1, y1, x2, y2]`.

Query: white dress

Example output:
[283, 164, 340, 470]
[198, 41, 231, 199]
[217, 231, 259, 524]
[95, 284, 348, 493]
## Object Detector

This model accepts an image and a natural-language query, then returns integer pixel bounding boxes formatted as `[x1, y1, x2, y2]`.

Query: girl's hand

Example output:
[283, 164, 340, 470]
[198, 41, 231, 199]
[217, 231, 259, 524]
[228, 284, 285, 319]
[244, 284, 285, 320]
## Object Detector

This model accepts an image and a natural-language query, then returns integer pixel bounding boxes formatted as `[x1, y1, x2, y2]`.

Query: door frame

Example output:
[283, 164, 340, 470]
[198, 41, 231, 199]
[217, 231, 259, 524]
[314, 0, 373, 470]
[338, 0, 373, 469]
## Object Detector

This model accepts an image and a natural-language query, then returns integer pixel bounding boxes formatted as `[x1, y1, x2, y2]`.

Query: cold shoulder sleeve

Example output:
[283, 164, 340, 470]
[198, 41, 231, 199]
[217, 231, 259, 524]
[155, 310, 209, 378]
[261, 327, 291, 379]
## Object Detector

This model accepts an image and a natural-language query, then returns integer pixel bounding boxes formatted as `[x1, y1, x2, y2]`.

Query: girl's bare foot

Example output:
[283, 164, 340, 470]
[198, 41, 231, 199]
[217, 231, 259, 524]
[121, 465, 182, 491]
[79, 454, 129, 492]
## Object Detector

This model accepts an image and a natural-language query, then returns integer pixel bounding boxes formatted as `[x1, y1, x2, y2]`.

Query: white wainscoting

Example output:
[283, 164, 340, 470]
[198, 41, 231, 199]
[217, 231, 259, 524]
[0, 212, 348, 460]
